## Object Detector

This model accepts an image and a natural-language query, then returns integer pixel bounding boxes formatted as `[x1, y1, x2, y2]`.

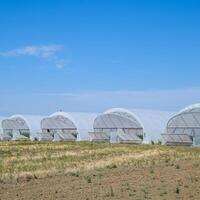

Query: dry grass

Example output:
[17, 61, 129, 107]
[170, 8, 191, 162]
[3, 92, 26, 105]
[0, 141, 200, 181]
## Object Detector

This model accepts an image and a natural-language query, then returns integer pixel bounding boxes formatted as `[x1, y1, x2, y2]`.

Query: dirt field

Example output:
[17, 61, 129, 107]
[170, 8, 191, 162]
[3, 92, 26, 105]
[0, 141, 200, 199]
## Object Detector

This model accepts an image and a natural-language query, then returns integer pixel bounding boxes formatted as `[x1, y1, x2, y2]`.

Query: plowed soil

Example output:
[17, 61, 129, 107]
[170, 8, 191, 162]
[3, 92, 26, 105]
[1, 159, 200, 200]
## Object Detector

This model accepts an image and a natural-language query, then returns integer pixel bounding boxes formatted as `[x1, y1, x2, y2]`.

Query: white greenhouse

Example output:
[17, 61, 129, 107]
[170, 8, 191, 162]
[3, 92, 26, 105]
[41, 112, 77, 141]
[0, 116, 12, 140]
[1, 115, 43, 141]
[90, 108, 173, 144]
[1, 115, 30, 140]
[162, 104, 200, 146]
[91, 108, 144, 143]
[0, 109, 173, 143]
[40, 112, 97, 141]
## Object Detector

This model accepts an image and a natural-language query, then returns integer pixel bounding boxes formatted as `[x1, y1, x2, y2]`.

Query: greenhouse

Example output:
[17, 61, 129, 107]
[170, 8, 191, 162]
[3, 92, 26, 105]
[40, 112, 79, 141]
[1, 115, 44, 141]
[0, 109, 173, 143]
[162, 104, 200, 146]
[0, 117, 11, 140]
[1, 115, 31, 140]
[91, 108, 144, 143]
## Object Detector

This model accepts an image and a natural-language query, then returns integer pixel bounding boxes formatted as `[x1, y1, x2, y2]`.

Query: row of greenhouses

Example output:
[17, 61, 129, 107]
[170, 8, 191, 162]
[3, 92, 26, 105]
[0, 104, 200, 146]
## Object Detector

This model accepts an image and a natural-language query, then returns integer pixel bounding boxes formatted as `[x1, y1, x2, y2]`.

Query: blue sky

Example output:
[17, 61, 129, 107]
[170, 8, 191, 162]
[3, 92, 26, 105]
[0, 0, 200, 115]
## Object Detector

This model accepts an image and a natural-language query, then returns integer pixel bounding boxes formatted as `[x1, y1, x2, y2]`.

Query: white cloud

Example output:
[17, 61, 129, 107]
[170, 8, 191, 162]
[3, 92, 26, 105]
[0, 45, 72, 69]
[1, 45, 63, 58]
[55, 59, 72, 69]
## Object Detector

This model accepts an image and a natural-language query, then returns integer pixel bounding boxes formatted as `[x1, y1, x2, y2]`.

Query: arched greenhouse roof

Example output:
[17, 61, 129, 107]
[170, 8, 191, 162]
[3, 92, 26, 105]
[41, 111, 77, 130]
[94, 108, 143, 129]
[93, 108, 173, 142]
[178, 103, 200, 114]
[2, 115, 30, 130]
[41, 111, 98, 140]
[1, 114, 43, 133]
[167, 104, 200, 129]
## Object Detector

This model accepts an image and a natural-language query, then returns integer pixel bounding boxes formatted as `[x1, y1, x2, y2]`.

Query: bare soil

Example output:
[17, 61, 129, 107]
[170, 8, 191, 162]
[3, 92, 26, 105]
[1, 159, 200, 200]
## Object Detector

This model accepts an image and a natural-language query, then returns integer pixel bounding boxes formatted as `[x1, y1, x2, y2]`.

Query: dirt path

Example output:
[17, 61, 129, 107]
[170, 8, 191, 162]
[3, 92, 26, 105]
[1, 159, 200, 200]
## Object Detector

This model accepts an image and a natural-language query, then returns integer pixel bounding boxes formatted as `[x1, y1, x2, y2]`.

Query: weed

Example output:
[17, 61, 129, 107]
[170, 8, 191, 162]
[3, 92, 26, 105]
[106, 163, 117, 169]
[69, 171, 79, 177]
[97, 172, 103, 178]
[176, 164, 180, 169]
[157, 140, 162, 145]
[84, 176, 92, 183]
[110, 186, 114, 197]
[105, 186, 114, 197]
[150, 167, 154, 174]
[193, 163, 199, 168]
[175, 186, 180, 194]
[141, 188, 149, 199]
